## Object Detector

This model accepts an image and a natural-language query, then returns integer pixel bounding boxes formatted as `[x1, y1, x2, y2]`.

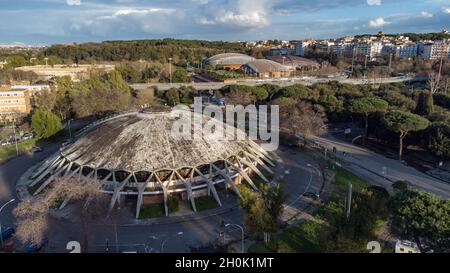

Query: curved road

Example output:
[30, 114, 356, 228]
[0, 144, 319, 253]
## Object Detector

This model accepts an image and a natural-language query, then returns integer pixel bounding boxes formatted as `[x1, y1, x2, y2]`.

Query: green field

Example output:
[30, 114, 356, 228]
[0, 138, 37, 162]
[248, 221, 322, 253]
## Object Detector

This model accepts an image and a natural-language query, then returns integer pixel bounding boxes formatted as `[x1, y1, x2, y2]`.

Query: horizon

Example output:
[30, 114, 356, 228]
[1, 0, 449, 45]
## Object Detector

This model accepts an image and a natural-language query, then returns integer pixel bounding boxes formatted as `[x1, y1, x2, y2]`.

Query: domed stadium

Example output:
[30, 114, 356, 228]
[28, 111, 274, 218]
[204, 53, 255, 69]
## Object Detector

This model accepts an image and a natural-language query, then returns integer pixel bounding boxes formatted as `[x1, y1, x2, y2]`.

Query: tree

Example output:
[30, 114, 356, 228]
[258, 84, 280, 102]
[348, 97, 388, 144]
[172, 68, 190, 83]
[13, 177, 104, 250]
[383, 110, 430, 160]
[241, 183, 285, 243]
[392, 180, 409, 192]
[279, 99, 326, 142]
[165, 88, 180, 106]
[428, 127, 450, 159]
[31, 108, 63, 139]
[390, 190, 450, 252]
[415, 90, 434, 116]
[5, 54, 28, 68]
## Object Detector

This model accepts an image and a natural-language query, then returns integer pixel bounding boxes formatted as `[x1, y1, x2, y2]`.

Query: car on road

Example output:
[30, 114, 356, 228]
[31, 147, 43, 153]
[24, 238, 48, 253]
[0, 227, 15, 242]
[303, 191, 320, 200]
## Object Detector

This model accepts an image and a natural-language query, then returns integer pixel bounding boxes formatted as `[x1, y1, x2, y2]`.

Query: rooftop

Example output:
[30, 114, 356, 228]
[244, 59, 290, 73]
[60, 112, 249, 172]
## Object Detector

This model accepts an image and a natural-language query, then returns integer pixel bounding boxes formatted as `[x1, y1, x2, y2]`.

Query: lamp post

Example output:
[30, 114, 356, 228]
[12, 119, 18, 156]
[161, 231, 183, 253]
[168, 58, 173, 86]
[68, 119, 74, 139]
[0, 199, 15, 248]
[225, 223, 244, 253]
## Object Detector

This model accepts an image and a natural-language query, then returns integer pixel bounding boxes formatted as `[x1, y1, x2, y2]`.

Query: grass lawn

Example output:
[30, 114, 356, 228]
[139, 204, 165, 219]
[195, 196, 220, 211]
[248, 221, 322, 253]
[0, 138, 37, 162]
[331, 165, 369, 201]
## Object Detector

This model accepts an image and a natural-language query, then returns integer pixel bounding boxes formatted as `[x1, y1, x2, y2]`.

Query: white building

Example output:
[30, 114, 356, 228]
[354, 42, 383, 60]
[295, 40, 313, 56]
[330, 43, 353, 57]
[418, 40, 450, 60]
[383, 44, 418, 58]
[11, 84, 51, 92]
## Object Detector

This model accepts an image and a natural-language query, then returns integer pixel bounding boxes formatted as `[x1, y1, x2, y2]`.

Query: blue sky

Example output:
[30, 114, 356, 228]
[1, 0, 449, 45]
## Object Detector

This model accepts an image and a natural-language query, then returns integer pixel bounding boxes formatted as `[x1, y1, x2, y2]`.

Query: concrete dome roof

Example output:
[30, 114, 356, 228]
[204, 53, 255, 66]
[60, 112, 249, 172]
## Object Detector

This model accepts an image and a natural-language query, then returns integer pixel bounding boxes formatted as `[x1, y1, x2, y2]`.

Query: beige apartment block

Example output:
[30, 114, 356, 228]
[0, 89, 31, 120]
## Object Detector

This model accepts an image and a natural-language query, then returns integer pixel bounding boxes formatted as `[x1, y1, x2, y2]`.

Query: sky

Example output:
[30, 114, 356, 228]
[0, 0, 449, 45]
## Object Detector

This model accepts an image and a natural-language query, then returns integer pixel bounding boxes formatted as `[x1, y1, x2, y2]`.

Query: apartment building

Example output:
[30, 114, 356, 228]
[295, 40, 314, 56]
[418, 40, 450, 60]
[0, 89, 31, 120]
[383, 43, 418, 58]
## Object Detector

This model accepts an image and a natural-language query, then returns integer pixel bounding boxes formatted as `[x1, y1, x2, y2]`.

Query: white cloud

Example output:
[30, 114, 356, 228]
[96, 8, 175, 20]
[366, 0, 381, 6]
[443, 7, 450, 14]
[66, 0, 81, 6]
[197, 0, 273, 28]
[420, 11, 433, 18]
[368, 17, 389, 28]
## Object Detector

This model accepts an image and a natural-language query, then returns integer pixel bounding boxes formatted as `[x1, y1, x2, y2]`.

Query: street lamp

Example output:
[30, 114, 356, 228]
[0, 199, 15, 248]
[168, 58, 173, 86]
[161, 231, 183, 253]
[11, 118, 18, 156]
[225, 223, 244, 253]
[68, 118, 74, 139]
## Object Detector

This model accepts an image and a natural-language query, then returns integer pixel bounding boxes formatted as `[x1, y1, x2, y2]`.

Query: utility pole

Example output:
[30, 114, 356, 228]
[346, 183, 352, 219]
[364, 54, 368, 69]
[437, 40, 446, 93]
[12, 118, 18, 156]
[351, 46, 356, 74]
[388, 53, 393, 69]
[168, 57, 173, 86]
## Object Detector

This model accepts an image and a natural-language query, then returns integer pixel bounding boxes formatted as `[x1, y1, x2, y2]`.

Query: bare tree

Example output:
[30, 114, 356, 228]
[279, 99, 327, 142]
[13, 177, 102, 247]
[428, 72, 442, 94]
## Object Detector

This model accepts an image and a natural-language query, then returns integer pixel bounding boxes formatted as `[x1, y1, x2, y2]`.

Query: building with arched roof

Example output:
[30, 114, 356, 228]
[204, 53, 255, 69]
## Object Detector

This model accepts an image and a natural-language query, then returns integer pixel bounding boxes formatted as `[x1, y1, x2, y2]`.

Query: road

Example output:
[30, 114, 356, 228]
[131, 76, 413, 91]
[0, 144, 60, 231]
[0, 142, 321, 253]
[313, 133, 450, 198]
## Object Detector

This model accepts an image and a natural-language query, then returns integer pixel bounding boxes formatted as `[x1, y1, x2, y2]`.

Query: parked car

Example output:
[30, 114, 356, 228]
[0, 227, 15, 242]
[31, 147, 43, 153]
[24, 238, 48, 253]
[21, 133, 33, 140]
